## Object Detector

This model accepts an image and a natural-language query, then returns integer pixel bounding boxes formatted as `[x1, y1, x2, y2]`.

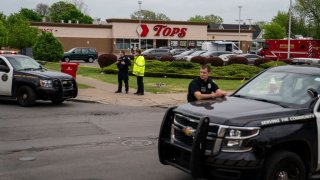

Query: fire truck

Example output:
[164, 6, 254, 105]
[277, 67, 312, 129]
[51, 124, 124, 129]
[258, 39, 320, 60]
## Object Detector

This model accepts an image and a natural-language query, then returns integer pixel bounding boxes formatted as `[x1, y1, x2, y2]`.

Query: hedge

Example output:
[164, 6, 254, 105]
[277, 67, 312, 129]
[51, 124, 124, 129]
[103, 60, 263, 79]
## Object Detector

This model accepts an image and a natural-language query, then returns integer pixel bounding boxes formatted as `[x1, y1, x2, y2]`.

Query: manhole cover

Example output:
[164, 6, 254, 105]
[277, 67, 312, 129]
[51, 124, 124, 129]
[19, 157, 36, 161]
[121, 139, 153, 146]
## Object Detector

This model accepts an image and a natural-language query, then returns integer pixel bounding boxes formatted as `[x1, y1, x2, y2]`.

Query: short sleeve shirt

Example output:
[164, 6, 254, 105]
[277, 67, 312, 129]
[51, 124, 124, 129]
[187, 77, 219, 102]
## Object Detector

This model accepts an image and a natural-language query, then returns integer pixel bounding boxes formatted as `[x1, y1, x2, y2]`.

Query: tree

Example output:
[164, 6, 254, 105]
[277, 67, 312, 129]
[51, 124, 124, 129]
[0, 21, 8, 48]
[156, 13, 170, 21]
[0, 12, 6, 22]
[19, 8, 42, 22]
[263, 22, 286, 39]
[6, 14, 39, 51]
[130, 10, 170, 21]
[272, 11, 308, 38]
[188, 14, 223, 24]
[295, 0, 320, 38]
[49, 1, 93, 24]
[35, 3, 50, 16]
[66, 0, 88, 14]
[33, 31, 64, 61]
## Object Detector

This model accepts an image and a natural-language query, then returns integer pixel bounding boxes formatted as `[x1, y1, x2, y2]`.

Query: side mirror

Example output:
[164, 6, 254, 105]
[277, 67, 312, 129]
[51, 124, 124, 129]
[0, 65, 10, 73]
[307, 88, 318, 98]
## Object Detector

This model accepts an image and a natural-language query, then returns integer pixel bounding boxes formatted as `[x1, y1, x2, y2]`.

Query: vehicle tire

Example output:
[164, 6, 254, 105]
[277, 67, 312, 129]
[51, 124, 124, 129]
[263, 150, 305, 180]
[88, 57, 94, 63]
[17, 86, 36, 107]
[64, 57, 70, 62]
[51, 99, 65, 104]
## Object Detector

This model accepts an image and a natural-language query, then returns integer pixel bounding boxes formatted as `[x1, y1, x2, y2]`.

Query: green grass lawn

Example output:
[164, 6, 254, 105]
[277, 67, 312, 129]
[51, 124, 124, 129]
[44, 62, 245, 93]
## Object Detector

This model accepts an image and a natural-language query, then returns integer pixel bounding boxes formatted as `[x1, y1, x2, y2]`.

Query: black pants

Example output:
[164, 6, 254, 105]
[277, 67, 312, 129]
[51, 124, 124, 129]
[117, 71, 129, 92]
[136, 76, 144, 94]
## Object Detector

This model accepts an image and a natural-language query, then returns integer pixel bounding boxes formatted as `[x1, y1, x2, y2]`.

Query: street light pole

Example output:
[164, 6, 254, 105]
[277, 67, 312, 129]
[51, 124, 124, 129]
[287, 0, 292, 59]
[138, 1, 142, 49]
[238, 6, 242, 49]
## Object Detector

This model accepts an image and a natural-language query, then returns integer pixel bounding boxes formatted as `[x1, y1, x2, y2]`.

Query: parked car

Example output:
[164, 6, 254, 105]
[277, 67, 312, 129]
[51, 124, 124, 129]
[183, 50, 207, 61]
[200, 51, 232, 58]
[174, 49, 197, 60]
[141, 48, 171, 59]
[62, 47, 98, 63]
[239, 54, 262, 65]
[170, 48, 187, 56]
[219, 54, 236, 65]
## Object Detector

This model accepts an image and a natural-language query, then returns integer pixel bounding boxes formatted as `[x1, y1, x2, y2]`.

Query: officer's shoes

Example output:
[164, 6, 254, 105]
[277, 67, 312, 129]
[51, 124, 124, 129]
[137, 93, 144, 96]
[115, 91, 121, 93]
[125, 91, 128, 94]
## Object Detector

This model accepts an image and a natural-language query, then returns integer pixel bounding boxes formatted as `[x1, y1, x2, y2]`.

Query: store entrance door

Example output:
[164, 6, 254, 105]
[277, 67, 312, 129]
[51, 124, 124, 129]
[156, 40, 168, 48]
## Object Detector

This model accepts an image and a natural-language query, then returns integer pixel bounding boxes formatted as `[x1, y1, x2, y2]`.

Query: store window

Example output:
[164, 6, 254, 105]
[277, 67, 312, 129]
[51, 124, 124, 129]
[141, 39, 153, 49]
[116, 39, 124, 49]
[180, 41, 187, 47]
[188, 41, 196, 48]
[116, 38, 153, 50]
[170, 40, 178, 48]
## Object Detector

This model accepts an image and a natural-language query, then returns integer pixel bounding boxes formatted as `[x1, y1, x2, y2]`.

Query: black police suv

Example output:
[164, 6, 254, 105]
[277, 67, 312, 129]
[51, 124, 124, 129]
[159, 65, 320, 180]
[0, 55, 77, 106]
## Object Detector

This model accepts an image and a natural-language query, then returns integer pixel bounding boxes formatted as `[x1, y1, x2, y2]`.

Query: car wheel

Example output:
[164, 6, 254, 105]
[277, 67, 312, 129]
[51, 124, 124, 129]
[88, 57, 94, 63]
[17, 86, 36, 107]
[51, 99, 65, 104]
[263, 150, 305, 180]
[64, 57, 70, 62]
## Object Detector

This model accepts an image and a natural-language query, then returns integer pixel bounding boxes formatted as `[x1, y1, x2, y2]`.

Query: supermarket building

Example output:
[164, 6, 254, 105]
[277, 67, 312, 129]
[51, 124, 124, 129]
[32, 19, 259, 54]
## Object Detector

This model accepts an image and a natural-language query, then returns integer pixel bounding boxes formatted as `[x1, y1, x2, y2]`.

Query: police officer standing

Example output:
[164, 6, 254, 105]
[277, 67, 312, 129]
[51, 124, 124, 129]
[115, 51, 131, 93]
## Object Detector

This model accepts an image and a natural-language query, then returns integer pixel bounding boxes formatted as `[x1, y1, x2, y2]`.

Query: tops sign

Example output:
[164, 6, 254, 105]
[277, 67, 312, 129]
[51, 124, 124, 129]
[137, 24, 188, 38]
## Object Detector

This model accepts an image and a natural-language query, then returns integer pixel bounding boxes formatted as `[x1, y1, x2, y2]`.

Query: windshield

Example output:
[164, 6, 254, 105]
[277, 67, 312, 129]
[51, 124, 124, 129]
[179, 50, 193, 56]
[67, 48, 76, 53]
[190, 51, 206, 56]
[201, 51, 217, 56]
[6, 56, 41, 71]
[234, 71, 320, 107]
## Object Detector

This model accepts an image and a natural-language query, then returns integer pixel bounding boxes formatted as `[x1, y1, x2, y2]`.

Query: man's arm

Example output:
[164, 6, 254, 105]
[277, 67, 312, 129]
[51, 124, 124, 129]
[194, 89, 227, 101]
[194, 91, 215, 100]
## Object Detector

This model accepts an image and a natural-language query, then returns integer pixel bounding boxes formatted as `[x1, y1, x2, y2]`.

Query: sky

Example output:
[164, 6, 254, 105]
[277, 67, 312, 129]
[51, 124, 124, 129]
[1, 0, 291, 24]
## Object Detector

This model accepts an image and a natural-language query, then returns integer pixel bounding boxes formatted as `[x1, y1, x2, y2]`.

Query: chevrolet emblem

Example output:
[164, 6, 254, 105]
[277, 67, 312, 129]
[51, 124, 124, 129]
[182, 127, 195, 137]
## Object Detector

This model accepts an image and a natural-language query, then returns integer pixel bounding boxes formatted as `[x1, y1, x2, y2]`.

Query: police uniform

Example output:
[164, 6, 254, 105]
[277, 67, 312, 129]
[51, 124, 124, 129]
[187, 77, 219, 102]
[116, 56, 131, 93]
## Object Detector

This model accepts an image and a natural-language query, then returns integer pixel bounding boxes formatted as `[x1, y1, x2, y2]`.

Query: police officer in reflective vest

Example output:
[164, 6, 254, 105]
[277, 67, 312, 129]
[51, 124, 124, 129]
[115, 51, 131, 93]
[133, 49, 145, 95]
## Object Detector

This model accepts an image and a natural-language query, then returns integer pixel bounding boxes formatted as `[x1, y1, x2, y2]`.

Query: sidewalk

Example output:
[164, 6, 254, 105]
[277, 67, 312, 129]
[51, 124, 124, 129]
[74, 75, 187, 108]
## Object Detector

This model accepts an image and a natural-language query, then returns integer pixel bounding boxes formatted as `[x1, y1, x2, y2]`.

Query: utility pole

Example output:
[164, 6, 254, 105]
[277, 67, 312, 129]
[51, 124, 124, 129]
[238, 6, 243, 49]
[138, 1, 142, 49]
[247, 18, 253, 30]
[288, 0, 292, 59]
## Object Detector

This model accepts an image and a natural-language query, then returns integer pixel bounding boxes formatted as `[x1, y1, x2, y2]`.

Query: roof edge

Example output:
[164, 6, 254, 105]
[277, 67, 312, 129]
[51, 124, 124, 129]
[106, 18, 208, 25]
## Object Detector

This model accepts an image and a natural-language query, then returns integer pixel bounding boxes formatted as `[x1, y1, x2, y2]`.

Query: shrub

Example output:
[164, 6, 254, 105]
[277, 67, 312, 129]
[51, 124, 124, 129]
[207, 56, 224, 67]
[171, 61, 195, 69]
[254, 58, 271, 67]
[190, 56, 207, 64]
[98, 54, 117, 68]
[33, 31, 64, 62]
[144, 55, 156, 60]
[227, 56, 248, 65]
[159, 55, 175, 62]
[260, 61, 288, 69]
